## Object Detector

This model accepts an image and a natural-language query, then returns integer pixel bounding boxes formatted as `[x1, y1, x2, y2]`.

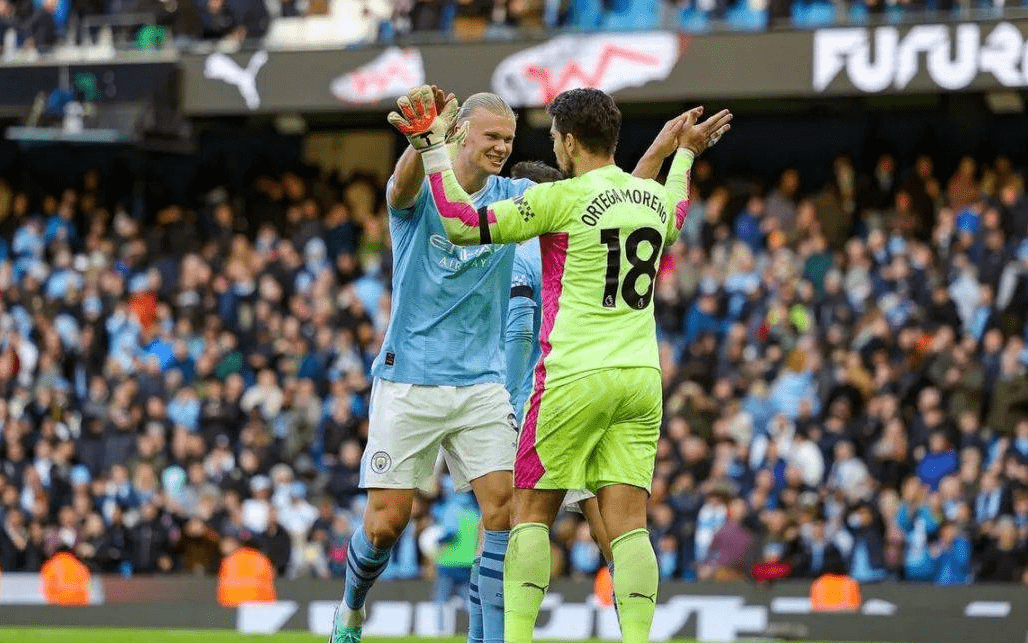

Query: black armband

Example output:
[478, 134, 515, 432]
[510, 285, 534, 299]
[478, 206, 492, 244]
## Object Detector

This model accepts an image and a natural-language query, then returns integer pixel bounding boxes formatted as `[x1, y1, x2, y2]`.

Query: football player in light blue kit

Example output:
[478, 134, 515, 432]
[330, 88, 530, 643]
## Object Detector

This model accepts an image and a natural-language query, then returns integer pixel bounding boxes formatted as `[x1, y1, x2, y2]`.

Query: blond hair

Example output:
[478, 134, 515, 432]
[457, 93, 516, 123]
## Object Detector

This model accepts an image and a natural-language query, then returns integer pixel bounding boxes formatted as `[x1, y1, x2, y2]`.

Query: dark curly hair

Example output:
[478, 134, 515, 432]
[546, 88, 621, 157]
[510, 161, 564, 184]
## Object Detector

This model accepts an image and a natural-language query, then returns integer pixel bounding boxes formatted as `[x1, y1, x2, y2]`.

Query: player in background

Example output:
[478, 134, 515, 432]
[396, 86, 730, 643]
[329, 87, 532, 643]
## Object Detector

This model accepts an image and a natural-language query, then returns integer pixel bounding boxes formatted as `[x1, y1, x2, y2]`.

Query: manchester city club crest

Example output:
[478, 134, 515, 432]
[370, 451, 392, 474]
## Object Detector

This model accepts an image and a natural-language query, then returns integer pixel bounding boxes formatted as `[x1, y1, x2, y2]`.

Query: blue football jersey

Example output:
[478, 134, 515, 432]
[505, 239, 543, 420]
[372, 174, 534, 386]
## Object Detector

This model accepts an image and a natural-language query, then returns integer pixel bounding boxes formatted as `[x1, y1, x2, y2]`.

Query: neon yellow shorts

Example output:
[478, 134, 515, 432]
[514, 367, 661, 493]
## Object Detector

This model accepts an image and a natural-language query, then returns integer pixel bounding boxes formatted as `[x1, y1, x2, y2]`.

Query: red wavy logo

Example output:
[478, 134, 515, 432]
[334, 49, 424, 104]
[524, 45, 663, 103]
[349, 59, 418, 100]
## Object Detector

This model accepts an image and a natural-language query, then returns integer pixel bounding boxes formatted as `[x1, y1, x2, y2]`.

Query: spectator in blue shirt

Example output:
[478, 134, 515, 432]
[44, 199, 77, 248]
[918, 432, 959, 492]
[896, 483, 940, 581]
[932, 521, 971, 585]
[734, 196, 766, 252]
[683, 291, 725, 348]
[845, 503, 888, 583]
[770, 349, 821, 421]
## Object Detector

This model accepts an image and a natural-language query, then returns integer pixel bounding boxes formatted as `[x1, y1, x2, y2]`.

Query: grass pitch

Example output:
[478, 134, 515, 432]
[0, 630, 894, 643]
[0, 631, 709, 643]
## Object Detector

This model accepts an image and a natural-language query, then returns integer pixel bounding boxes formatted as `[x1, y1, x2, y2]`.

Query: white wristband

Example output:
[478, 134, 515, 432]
[421, 145, 451, 175]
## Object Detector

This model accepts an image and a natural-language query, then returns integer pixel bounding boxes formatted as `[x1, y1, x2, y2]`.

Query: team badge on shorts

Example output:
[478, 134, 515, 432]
[370, 451, 392, 474]
[507, 413, 519, 432]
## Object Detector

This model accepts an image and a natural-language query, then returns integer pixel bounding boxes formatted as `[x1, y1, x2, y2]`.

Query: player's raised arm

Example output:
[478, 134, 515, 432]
[631, 109, 694, 180]
[663, 108, 732, 246]
[386, 85, 456, 211]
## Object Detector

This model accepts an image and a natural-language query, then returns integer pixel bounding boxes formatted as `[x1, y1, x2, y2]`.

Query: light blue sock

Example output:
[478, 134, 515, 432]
[468, 556, 484, 643]
[343, 526, 393, 611]
[479, 530, 509, 643]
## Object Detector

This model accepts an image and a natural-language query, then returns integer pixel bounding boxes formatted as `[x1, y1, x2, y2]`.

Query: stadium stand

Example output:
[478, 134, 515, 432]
[0, 141, 1027, 588]
[1, 0, 1027, 57]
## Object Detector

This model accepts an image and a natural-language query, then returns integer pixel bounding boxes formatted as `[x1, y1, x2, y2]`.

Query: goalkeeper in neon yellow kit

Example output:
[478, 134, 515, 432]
[390, 86, 731, 643]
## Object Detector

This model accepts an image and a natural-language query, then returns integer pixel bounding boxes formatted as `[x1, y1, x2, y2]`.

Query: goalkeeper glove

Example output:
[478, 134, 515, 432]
[388, 85, 458, 152]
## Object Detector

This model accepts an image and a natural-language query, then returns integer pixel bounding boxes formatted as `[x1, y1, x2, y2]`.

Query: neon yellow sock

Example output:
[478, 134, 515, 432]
[611, 528, 658, 643]
[503, 523, 550, 643]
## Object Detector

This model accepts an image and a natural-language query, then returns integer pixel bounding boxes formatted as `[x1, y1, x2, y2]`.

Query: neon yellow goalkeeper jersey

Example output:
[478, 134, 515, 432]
[423, 148, 693, 389]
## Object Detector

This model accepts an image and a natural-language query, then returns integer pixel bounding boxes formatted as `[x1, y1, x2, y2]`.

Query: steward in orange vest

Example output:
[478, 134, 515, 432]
[41, 550, 91, 605]
[810, 573, 861, 612]
[594, 564, 614, 607]
[217, 535, 277, 607]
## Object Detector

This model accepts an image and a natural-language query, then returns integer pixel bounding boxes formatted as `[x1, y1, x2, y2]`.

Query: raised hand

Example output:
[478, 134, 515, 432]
[434, 85, 466, 147]
[431, 85, 456, 116]
[447, 121, 469, 148]
[632, 106, 706, 179]
[679, 108, 733, 156]
[387, 85, 458, 152]
[652, 107, 703, 159]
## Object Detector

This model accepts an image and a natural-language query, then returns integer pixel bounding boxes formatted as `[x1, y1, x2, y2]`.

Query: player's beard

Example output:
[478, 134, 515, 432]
[559, 158, 575, 178]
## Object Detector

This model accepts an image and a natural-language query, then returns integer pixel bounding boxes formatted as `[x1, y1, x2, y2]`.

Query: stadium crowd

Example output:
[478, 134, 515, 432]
[3, 0, 1025, 55]
[0, 0, 293, 53]
[378, 0, 1020, 39]
[1, 144, 1028, 587]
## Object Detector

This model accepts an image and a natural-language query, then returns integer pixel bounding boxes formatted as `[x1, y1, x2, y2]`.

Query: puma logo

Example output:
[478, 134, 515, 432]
[628, 592, 656, 603]
[521, 582, 548, 594]
[204, 51, 269, 110]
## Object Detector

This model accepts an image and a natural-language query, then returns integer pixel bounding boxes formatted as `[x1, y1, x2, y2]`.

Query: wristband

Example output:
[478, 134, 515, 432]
[421, 145, 451, 175]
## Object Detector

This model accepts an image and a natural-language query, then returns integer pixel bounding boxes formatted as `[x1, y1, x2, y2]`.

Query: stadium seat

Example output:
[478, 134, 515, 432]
[807, 0, 838, 23]
[567, 0, 605, 29]
[678, 7, 712, 32]
[791, 0, 837, 26]
[885, 4, 905, 21]
[847, 3, 869, 23]
[972, 1, 1004, 18]
[727, 4, 768, 30]
[603, 0, 662, 30]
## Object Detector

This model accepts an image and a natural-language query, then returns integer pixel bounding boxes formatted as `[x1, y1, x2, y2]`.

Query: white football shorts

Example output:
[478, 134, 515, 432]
[562, 489, 597, 514]
[361, 378, 517, 492]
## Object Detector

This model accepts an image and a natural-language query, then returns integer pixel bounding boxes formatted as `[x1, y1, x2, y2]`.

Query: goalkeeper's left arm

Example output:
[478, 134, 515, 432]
[420, 145, 502, 246]
[420, 146, 563, 246]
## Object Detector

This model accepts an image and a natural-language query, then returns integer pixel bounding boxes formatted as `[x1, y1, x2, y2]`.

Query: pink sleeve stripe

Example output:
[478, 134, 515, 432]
[514, 232, 569, 490]
[428, 172, 496, 228]
[675, 199, 689, 230]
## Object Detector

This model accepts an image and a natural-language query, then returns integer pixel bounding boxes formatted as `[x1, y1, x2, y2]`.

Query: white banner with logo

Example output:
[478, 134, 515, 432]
[492, 32, 681, 107]
[814, 22, 1028, 93]
[330, 47, 426, 105]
